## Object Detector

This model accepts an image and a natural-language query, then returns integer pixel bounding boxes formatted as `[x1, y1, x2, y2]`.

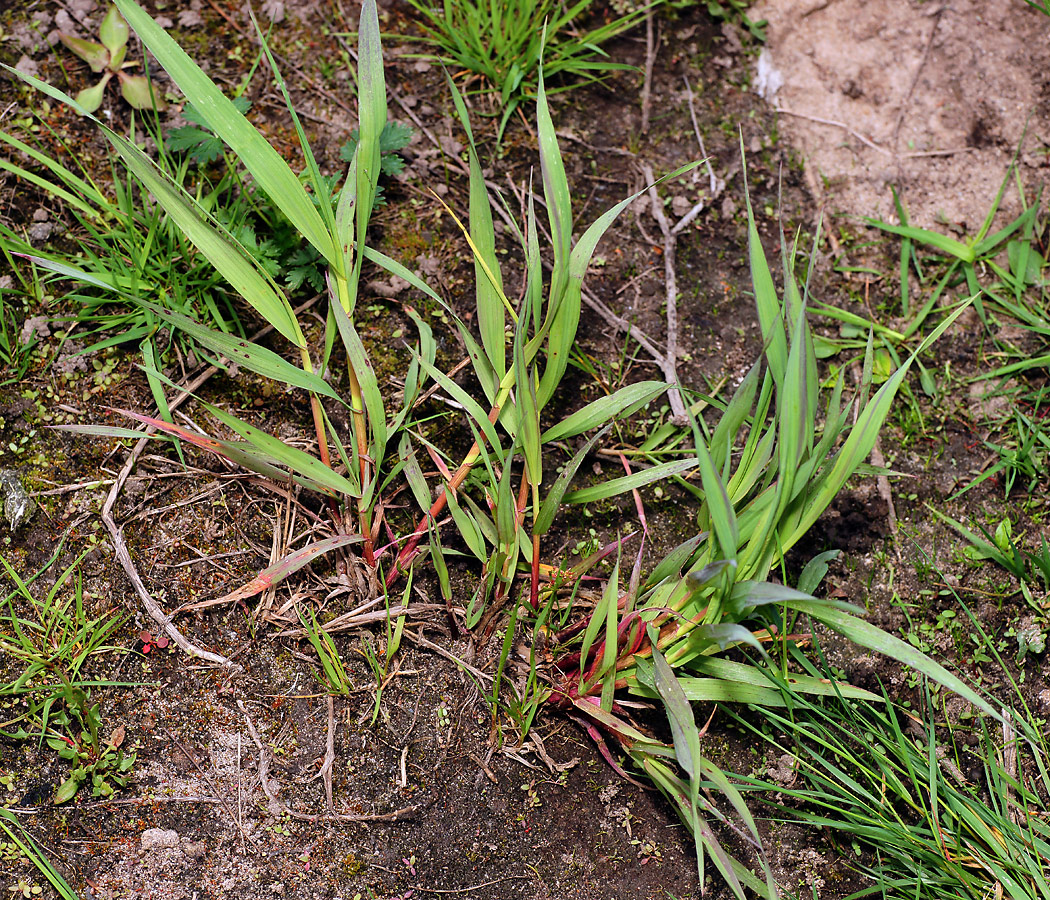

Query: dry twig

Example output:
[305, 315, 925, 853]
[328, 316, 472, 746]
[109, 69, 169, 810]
[641, 162, 687, 421]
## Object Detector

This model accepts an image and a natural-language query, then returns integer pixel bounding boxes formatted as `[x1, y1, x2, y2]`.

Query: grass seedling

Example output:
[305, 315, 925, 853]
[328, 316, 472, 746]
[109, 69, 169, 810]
[383, 68, 689, 620]
[402, 0, 656, 140]
[0, 545, 136, 803]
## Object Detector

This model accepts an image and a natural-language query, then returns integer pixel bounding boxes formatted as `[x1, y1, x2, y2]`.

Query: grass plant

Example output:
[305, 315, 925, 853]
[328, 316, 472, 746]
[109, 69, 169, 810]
[526, 196, 990, 896]
[0, 543, 135, 803]
[730, 633, 1050, 900]
[402, 0, 656, 140]
[1, 2, 1008, 893]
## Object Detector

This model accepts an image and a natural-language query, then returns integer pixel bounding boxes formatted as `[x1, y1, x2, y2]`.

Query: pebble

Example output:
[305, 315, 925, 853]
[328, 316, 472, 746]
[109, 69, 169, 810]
[141, 828, 180, 851]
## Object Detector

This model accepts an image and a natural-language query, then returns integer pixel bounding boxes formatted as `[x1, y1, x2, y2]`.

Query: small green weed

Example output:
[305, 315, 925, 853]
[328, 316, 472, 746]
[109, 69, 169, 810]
[0, 545, 136, 803]
[57, 4, 164, 112]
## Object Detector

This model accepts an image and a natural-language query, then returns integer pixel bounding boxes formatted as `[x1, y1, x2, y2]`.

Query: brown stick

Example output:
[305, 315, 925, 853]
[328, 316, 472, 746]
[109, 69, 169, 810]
[641, 162, 687, 421]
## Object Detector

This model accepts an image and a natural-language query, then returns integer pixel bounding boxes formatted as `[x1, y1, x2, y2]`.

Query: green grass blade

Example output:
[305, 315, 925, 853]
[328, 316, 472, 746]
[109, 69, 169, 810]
[200, 401, 360, 497]
[565, 458, 697, 504]
[865, 218, 977, 264]
[791, 598, 999, 720]
[782, 300, 972, 551]
[112, 0, 338, 267]
[135, 301, 335, 399]
[330, 298, 388, 470]
[688, 405, 738, 562]
[742, 158, 786, 386]
[399, 434, 431, 514]
[534, 426, 610, 536]
[105, 132, 305, 346]
[447, 71, 507, 384]
[0, 810, 78, 900]
[543, 381, 666, 442]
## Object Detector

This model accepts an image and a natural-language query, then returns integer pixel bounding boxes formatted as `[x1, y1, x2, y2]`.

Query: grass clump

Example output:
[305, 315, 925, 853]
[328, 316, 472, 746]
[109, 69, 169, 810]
[402, 0, 656, 140]
[0, 544, 135, 804]
[0, 1, 1014, 895]
[731, 639, 1050, 900]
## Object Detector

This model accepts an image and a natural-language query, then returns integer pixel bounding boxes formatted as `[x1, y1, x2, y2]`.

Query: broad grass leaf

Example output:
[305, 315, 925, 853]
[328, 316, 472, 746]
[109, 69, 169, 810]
[57, 424, 157, 441]
[513, 314, 542, 491]
[113, 0, 338, 267]
[103, 134, 305, 347]
[399, 433, 431, 514]
[542, 382, 666, 442]
[446, 489, 487, 561]
[135, 301, 336, 399]
[565, 458, 697, 504]
[790, 597, 999, 721]
[100, 409, 345, 495]
[201, 401, 360, 498]
[648, 628, 700, 778]
[447, 72, 506, 383]
[688, 406, 738, 561]
[866, 218, 977, 263]
[782, 301, 972, 552]
[742, 161, 786, 385]
[600, 559, 621, 711]
[354, 0, 387, 239]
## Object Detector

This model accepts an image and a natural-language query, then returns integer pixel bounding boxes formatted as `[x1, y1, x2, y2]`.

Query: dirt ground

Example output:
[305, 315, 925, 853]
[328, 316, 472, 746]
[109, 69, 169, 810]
[755, 0, 1050, 230]
[1, 1, 1048, 899]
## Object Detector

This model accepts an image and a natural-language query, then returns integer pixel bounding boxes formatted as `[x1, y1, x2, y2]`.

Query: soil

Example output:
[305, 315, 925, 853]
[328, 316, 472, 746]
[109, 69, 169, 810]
[755, 0, 1050, 230]
[1, 2, 1048, 900]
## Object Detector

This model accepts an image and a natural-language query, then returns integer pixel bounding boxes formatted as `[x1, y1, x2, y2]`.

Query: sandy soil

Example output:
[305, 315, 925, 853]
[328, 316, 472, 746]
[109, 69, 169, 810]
[756, 0, 1050, 230]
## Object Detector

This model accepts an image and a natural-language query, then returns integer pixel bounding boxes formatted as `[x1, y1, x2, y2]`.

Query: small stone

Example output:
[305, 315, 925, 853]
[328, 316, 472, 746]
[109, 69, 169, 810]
[32, 208, 49, 222]
[141, 828, 180, 851]
[14, 56, 40, 78]
[67, 0, 96, 22]
[182, 840, 206, 860]
[671, 195, 694, 217]
[28, 223, 53, 243]
[53, 11, 76, 33]
[20, 315, 50, 344]
[0, 471, 33, 531]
